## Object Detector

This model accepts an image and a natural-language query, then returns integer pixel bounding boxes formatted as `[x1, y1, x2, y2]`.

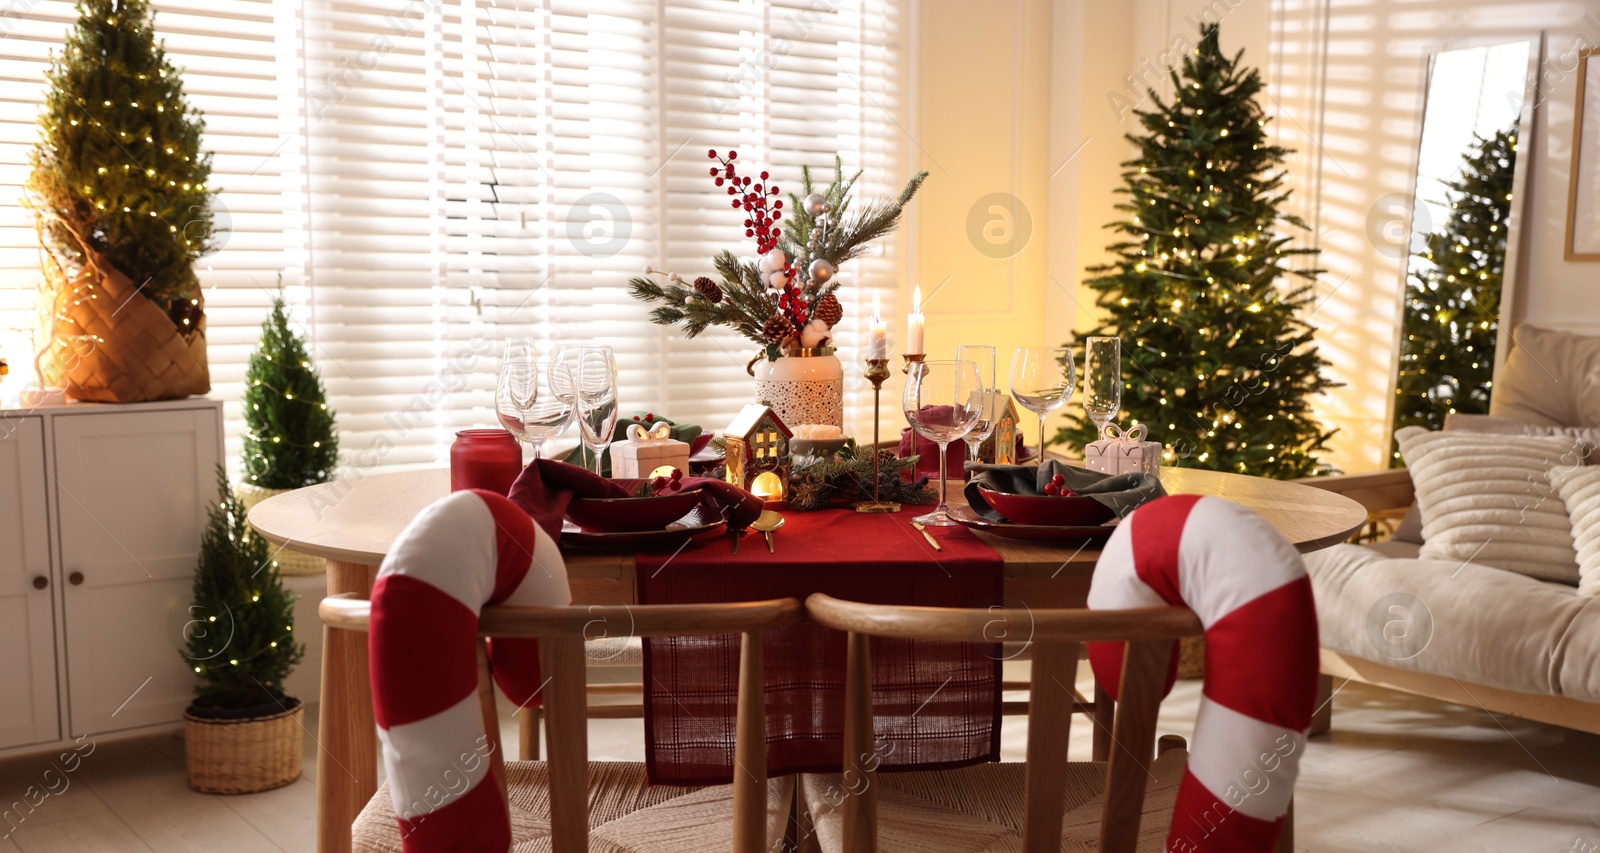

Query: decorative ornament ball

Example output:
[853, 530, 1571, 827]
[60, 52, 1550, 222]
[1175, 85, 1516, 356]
[804, 193, 828, 217]
[808, 258, 836, 285]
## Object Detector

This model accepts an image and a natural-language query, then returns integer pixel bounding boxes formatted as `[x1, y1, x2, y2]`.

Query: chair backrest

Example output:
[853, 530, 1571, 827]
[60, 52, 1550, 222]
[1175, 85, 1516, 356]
[323, 595, 802, 853]
[804, 593, 1203, 853]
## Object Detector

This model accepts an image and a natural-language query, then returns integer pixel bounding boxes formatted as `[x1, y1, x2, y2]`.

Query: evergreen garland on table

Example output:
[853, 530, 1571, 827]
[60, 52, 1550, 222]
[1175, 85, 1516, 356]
[1391, 124, 1516, 461]
[242, 289, 338, 489]
[628, 156, 926, 362]
[25, 0, 216, 326]
[784, 441, 936, 512]
[184, 467, 305, 710]
[1052, 23, 1338, 479]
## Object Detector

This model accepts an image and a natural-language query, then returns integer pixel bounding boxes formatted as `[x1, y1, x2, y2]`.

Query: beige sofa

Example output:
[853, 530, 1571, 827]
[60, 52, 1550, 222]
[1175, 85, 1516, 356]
[1301, 325, 1600, 735]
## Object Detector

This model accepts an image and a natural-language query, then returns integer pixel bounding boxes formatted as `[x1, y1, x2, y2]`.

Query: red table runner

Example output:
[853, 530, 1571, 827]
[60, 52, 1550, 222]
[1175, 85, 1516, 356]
[635, 509, 1003, 785]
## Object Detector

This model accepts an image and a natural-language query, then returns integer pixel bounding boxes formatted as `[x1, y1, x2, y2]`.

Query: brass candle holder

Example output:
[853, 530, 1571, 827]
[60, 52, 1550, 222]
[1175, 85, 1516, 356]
[902, 352, 925, 374]
[854, 358, 901, 514]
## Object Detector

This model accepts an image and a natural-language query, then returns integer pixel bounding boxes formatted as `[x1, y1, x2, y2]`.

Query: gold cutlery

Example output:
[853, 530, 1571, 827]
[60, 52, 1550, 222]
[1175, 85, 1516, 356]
[751, 510, 785, 554]
[910, 520, 942, 551]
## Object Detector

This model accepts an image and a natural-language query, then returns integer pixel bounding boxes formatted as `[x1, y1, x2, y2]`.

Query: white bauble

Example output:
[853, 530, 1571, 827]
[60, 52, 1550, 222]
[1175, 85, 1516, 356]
[758, 250, 787, 274]
[799, 318, 833, 348]
[803, 193, 828, 217]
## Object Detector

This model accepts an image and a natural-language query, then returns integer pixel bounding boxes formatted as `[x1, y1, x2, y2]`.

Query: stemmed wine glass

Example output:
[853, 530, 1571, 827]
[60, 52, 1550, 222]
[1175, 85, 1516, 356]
[1009, 346, 1074, 465]
[497, 340, 575, 460]
[1082, 336, 1122, 439]
[956, 345, 998, 474]
[556, 345, 618, 475]
[903, 359, 983, 526]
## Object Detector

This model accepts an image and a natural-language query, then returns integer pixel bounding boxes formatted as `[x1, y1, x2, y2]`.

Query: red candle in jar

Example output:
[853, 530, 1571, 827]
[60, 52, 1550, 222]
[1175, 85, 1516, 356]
[450, 429, 523, 495]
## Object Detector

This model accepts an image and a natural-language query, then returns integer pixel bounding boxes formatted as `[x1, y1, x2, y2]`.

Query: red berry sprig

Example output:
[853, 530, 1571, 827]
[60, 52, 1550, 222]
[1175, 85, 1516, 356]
[707, 149, 787, 256]
[1041, 473, 1078, 497]
[649, 468, 687, 495]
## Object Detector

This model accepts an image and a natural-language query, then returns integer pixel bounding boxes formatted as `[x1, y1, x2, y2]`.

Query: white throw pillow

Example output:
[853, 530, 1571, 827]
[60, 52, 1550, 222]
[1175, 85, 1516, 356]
[1550, 465, 1600, 597]
[1395, 426, 1582, 584]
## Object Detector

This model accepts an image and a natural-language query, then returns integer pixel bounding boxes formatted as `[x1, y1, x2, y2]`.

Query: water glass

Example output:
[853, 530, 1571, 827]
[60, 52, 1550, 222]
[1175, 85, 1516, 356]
[903, 359, 982, 526]
[1009, 346, 1074, 464]
[956, 345, 997, 473]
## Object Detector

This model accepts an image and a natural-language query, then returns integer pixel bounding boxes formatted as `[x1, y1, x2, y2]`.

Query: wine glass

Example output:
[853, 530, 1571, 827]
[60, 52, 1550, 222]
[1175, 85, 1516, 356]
[956, 345, 997, 474]
[903, 359, 982, 526]
[559, 345, 618, 475]
[1009, 346, 1074, 465]
[526, 363, 576, 459]
[1083, 336, 1122, 440]
[496, 350, 536, 448]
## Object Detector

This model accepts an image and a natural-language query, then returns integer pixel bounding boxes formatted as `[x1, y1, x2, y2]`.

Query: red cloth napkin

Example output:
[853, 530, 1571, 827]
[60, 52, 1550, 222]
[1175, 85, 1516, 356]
[636, 510, 1003, 785]
[507, 458, 764, 538]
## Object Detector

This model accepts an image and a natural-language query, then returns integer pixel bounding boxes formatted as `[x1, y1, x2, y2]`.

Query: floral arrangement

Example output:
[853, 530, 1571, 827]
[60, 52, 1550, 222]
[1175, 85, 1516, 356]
[629, 152, 926, 362]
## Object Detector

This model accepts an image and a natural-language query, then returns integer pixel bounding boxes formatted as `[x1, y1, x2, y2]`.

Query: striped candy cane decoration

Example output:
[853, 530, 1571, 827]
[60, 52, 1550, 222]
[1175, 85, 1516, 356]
[369, 489, 570, 852]
[1088, 495, 1318, 853]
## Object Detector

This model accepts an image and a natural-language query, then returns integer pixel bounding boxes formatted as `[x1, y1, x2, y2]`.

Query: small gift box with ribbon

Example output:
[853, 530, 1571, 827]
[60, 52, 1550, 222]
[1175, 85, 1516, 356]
[1084, 422, 1162, 476]
[611, 421, 691, 479]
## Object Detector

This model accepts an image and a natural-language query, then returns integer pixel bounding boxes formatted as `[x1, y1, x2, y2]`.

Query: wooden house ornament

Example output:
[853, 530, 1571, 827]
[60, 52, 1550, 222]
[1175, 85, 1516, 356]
[723, 402, 791, 502]
[979, 392, 1021, 464]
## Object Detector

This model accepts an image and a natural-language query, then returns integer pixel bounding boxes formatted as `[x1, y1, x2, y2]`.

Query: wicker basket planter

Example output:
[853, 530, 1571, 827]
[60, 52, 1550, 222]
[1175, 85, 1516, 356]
[235, 483, 326, 575]
[184, 697, 304, 794]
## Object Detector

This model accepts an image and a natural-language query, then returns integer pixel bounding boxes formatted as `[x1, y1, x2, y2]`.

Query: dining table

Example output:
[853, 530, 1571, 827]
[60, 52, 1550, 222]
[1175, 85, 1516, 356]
[248, 463, 1365, 853]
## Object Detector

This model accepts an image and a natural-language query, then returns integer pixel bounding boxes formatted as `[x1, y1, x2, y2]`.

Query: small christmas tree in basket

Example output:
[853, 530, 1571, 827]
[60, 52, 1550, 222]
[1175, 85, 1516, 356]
[25, 0, 218, 403]
[235, 287, 338, 575]
[181, 467, 306, 794]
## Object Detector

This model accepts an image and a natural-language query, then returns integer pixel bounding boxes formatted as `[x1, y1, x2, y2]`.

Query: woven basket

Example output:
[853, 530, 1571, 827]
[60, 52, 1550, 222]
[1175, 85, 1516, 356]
[1176, 635, 1205, 680]
[184, 698, 304, 794]
[235, 483, 327, 576]
[38, 217, 209, 403]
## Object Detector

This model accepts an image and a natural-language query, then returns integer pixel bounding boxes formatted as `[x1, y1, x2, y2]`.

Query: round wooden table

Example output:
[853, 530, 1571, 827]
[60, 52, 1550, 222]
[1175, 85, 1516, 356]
[252, 465, 1363, 853]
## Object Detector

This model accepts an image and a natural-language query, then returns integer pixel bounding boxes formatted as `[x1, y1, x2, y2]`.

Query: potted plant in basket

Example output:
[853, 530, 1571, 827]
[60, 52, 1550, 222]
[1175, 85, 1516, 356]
[234, 287, 338, 576]
[182, 467, 306, 794]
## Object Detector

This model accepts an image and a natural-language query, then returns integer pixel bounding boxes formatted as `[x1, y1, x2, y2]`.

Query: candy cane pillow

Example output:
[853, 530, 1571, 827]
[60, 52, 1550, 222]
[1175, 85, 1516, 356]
[1088, 495, 1318, 853]
[369, 489, 570, 852]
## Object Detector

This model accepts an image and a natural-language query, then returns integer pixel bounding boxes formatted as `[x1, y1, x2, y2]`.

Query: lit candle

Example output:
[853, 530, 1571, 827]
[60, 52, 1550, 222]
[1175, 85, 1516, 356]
[868, 291, 889, 359]
[906, 285, 925, 355]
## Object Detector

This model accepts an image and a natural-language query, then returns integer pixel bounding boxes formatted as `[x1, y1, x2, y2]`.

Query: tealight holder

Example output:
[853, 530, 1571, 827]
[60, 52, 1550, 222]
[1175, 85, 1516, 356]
[854, 358, 901, 514]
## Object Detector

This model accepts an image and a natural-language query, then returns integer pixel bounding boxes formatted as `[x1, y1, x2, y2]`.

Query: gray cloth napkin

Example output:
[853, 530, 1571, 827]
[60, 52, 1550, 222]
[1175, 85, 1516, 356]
[964, 460, 1165, 521]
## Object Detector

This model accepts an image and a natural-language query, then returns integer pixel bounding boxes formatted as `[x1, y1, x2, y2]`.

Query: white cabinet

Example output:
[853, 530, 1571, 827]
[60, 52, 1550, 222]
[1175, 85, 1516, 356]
[0, 416, 60, 749]
[0, 398, 223, 754]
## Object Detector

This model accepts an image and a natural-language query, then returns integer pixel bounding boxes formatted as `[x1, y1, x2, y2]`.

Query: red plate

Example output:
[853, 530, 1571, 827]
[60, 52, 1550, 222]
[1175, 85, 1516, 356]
[975, 486, 1116, 527]
[560, 506, 724, 550]
[565, 489, 705, 532]
[949, 504, 1119, 543]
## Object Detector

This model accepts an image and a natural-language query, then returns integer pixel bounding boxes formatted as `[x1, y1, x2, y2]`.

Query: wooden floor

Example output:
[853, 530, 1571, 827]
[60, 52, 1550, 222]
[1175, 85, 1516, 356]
[2, 666, 1597, 852]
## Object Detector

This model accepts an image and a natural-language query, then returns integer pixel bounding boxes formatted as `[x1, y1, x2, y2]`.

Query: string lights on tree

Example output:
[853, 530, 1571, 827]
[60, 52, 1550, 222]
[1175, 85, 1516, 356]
[242, 288, 338, 485]
[1054, 23, 1337, 479]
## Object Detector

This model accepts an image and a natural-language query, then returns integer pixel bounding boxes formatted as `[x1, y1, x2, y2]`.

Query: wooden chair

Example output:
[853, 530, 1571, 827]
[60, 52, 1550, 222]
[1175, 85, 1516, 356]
[798, 593, 1205, 853]
[320, 595, 802, 853]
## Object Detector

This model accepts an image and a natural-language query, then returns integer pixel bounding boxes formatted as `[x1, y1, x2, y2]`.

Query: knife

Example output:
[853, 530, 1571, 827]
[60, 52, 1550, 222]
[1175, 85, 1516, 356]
[910, 521, 942, 551]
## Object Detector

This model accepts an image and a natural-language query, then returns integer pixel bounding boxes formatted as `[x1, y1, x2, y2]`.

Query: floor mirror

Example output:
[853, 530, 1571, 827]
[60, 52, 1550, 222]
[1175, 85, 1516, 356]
[1389, 37, 1541, 460]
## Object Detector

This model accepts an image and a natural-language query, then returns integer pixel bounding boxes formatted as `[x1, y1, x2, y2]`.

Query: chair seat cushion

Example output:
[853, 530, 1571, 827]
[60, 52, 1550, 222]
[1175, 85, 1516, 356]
[799, 751, 1185, 852]
[1305, 544, 1600, 701]
[353, 761, 793, 853]
[585, 635, 644, 667]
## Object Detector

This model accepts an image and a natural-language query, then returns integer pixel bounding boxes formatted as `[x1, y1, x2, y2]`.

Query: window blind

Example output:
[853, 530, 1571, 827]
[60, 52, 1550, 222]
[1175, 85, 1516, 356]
[0, 0, 907, 470]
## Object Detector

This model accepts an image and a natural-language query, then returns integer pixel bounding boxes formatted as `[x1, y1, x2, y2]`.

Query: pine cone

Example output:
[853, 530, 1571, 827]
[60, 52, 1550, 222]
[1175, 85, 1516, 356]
[763, 312, 795, 345]
[694, 276, 723, 303]
[812, 293, 843, 327]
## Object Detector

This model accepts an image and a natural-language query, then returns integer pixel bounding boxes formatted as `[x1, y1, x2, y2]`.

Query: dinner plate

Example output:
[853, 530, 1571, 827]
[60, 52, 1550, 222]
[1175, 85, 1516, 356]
[948, 504, 1119, 543]
[560, 505, 725, 550]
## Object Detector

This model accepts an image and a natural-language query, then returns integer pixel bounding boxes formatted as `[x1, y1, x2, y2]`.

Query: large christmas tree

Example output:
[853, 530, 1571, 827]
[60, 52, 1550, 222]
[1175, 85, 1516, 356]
[185, 468, 304, 709]
[26, 0, 215, 326]
[1054, 24, 1336, 479]
[242, 291, 338, 489]
[1391, 125, 1516, 457]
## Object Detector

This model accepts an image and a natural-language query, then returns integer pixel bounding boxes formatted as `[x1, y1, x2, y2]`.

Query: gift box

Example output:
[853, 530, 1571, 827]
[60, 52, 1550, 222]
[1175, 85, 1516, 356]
[1085, 423, 1162, 476]
[611, 421, 691, 479]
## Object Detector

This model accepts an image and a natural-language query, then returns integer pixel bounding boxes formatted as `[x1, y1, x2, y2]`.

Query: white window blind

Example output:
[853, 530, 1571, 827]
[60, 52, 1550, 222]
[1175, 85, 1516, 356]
[0, 0, 907, 469]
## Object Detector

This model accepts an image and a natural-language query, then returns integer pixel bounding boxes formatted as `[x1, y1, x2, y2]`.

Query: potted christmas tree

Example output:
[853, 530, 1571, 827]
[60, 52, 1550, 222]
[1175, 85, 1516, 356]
[182, 467, 306, 794]
[234, 288, 338, 575]
[25, 0, 216, 403]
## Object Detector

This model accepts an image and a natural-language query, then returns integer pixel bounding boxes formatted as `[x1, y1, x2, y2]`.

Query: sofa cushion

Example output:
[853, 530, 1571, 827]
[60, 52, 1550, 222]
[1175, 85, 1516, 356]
[1489, 325, 1600, 427]
[1446, 412, 1600, 464]
[1550, 465, 1600, 597]
[1396, 426, 1582, 583]
[1305, 544, 1595, 699]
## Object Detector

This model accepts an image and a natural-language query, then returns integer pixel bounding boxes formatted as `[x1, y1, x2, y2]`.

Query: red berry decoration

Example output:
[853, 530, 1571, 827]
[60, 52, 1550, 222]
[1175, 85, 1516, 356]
[645, 413, 654, 421]
[706, 147, 784, 256]
[670, 468, 683, 481]
[652, 476, 668, 491]
[1044, 484, 1060, 496]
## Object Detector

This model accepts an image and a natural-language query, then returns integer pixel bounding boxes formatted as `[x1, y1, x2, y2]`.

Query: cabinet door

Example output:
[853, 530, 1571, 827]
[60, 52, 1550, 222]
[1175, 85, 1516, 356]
[54, 408, 220, 734]
[0, 416, 61, 748]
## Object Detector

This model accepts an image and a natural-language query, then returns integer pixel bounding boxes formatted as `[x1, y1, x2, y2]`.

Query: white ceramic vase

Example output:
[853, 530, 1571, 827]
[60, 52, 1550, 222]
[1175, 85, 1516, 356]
[752, 347, 844, 430]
